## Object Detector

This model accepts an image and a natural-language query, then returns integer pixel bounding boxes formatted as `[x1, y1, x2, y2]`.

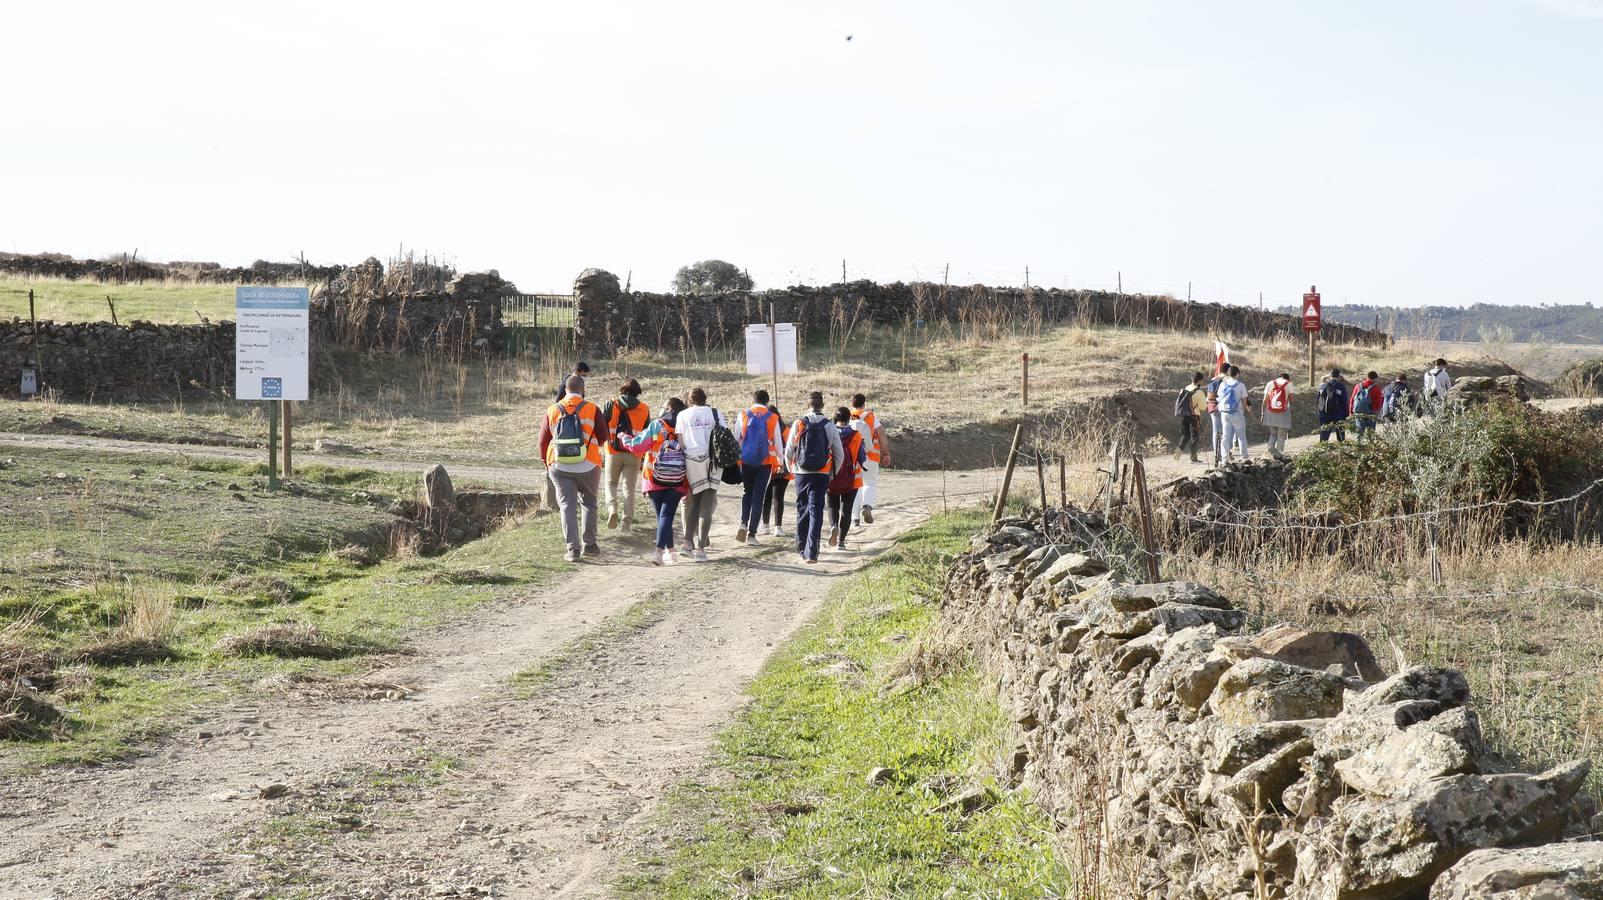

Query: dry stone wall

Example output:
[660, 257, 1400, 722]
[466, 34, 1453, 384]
[571, 269, 1388, 357]
[0, 252, 343, 285]
[944, 509, 1601, 899]
[0, 319, 233, 399]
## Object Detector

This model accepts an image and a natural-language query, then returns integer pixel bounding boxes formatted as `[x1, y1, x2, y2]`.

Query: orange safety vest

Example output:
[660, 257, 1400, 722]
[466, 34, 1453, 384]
[741, 405, 783, 469]
[606, 399, 651, 453]
[545, 395, 602, 467]
[850, 408, 881, 462]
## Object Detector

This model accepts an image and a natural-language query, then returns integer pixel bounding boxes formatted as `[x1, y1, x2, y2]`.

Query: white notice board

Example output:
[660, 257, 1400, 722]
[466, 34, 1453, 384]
[235, 287, 309, 401]
[745, 323, 798, 375]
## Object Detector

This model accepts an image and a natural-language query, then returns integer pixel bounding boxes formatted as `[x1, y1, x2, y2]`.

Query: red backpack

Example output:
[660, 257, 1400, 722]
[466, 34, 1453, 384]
[1266, 380, 1289, 414]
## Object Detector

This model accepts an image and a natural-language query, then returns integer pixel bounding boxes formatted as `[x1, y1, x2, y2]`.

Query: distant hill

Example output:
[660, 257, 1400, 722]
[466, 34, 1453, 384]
[1276, 303, 1603, 344]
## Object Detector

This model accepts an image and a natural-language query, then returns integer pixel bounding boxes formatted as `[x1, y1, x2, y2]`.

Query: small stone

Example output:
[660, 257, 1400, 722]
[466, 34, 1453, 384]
[866, 767, 896, 786]
[256, 784, 289, 800]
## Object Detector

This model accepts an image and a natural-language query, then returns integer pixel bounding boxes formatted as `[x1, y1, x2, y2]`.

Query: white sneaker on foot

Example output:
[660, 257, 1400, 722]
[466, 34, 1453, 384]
[650, 549, 665, 566]
[745, 537, 760, 547]
[694, 549, 709, 562]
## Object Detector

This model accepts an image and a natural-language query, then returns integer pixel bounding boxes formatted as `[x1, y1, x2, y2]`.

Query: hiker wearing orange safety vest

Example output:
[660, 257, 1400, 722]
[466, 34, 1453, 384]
[736, 389, 785, 547]
[1261, 372, 1293, 460]
[786, 391, 845, 565]
[538, 375, 611, 563]
[849, 394, 888, 527]
[761, 402, 792, 537]
[602, 378, 650, 532]
[828, 407, 869, 551]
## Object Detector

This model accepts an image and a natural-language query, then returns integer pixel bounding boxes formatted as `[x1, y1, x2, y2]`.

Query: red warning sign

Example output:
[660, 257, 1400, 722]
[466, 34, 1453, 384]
[1302, 288, 1321, 333]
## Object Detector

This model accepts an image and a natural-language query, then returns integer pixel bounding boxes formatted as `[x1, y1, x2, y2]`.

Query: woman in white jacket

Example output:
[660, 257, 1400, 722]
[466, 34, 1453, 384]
[675, 387, 723, 561]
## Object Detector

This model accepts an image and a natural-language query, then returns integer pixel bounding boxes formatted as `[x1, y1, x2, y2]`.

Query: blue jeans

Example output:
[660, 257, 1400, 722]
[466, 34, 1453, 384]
[740, 465, 772, 535]
[648, 489, 682, 550]
[794, 473, 830, 560]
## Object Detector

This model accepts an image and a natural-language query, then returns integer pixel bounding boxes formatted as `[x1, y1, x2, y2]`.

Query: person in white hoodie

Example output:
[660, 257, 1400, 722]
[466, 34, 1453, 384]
[1424, 358, 1451, 413]
[785, 391, 844, 565]
[1260, 372, 1293, 460]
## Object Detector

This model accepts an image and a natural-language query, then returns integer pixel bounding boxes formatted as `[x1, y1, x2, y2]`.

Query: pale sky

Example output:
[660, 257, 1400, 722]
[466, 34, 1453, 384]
[5, 0, 1601, 306]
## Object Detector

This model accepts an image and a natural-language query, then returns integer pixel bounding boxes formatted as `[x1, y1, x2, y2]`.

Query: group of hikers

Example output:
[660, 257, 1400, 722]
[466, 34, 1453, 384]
[1174, 357, 1454, 464]
[538, 362, 889, 566]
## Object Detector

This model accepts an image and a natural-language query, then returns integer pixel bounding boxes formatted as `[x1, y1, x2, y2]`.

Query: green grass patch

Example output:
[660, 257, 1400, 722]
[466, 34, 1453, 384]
[0, 275, 248, 324]
[0, 445, 570, 768]
[619, 509, 1071, 898]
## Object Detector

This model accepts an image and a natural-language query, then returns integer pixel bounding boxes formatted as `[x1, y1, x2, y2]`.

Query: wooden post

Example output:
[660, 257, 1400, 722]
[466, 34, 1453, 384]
[28, 288, 37, 388]
[267, 401, 280, 490]
[1308, 331, 1317, 389]
[1428, 516, 1443, 585]
[1104, 437, 1122, 522]
[992, 423, 1025, 523]
[1133, 456, 1160, 583]
[1021, 353, 1029, 406]
[768, 300, 779, 401]
[281, 400, 293, 477]
[1058, 456, 1067, 508]
[1035, 448, 1048, 512]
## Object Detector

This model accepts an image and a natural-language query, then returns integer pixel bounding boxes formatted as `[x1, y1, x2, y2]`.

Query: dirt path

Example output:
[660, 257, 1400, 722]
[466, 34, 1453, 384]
[0, 467, 1002, 899]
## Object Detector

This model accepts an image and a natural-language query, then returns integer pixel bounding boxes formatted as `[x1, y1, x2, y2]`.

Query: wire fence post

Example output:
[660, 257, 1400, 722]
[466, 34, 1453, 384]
[1104, 437, 1122, 522]
[1035, 448, 1048, 512]
[993, 424, 1025, 523]
[1133, 455, 1160, 583]
[1059, 455, 1068, 508]
[1428, 513, 1443, 585]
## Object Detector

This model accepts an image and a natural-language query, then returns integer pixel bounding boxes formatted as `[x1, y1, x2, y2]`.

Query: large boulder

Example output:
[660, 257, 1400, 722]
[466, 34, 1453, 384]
[1430, 842, 1603, 898]
[1250, 624, 1387, 682]
[1208, 657, 1347, 725]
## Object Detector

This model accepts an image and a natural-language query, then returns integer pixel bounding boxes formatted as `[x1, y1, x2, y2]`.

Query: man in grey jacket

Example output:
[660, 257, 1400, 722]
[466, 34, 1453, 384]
[785, 391, 844, 565]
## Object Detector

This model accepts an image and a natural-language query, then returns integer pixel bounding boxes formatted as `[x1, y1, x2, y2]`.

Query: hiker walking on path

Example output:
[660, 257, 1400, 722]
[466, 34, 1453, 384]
[1261, 372, 1292, 460]
[1382, 373, 1417, 424]
[1351, 371, 1384, 443]
[1175, 372, 1206, 463]
[736, 390, 784, 546]
[828, 407, 869, 551]
[849, 395, 887, 526]
[761, 402, 792, 537]
[786, 391, 844, 565]
[676, 387, 723, 562]
[1317, 369, 1351, 442]
[1424, 358, 1451, 413]
[1217, 365, 1251, 462]
[602, 379, 650, 532]
[1206, 363, 1229, 465]
[539, 375, 610, 563]
[623, 398, 689, 565]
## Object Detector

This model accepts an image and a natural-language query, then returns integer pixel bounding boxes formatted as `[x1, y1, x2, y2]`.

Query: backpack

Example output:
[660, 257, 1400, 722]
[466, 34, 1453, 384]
[1174, 387, 1197, 418]
[1352, 382, 1377, 415]
[1217, 380, 1241, 414]
[709, 409, 741, 469]
[796, 415, 831, 471]
[830, 433, 861, 493]
[1319, 381, 1349, 418]
[740, 410, 772, 467]
[652, 434, 686, 485]
[607, 400, 643, 453]
[552, 404, 589, 465]
[1266, 381, 1289, 414]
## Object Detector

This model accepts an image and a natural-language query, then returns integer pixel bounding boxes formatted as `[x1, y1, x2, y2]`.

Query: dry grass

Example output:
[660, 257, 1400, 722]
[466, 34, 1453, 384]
[213, 623, 368, 660]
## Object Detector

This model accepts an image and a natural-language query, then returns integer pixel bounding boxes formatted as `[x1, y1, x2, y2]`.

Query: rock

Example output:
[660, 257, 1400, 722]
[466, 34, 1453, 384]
[1299, 762, 1591, 898]
[1350, 666, 1470, 714]
[1145, 626, 1232, 710]
[1203, 720, 1321, 776]
[866, 767, 896, 786]
[1108, 581, 1232, 612]
[423, 464, 455, 510]
[1209, 657, 1347, 724]
[1097, 602, 1244, 640]
[1334, 714, 1479, 796]
[1038, 551, 1108, 585]
[1214, 737, 1314, 811]
[1430, 842, 1603, 899]
[257, 783, 289, 800]
[1250, 624, 1386, 682]
[936, 784, 997, 816]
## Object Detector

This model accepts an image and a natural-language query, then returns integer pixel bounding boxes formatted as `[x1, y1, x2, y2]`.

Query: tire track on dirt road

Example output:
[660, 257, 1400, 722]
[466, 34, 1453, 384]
[0, 468, 1001, 899]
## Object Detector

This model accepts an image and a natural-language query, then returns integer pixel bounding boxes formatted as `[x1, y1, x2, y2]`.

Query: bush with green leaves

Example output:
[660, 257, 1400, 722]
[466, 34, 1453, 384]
[1290, 400, 1603, 524]
[671, 259, 752, 295]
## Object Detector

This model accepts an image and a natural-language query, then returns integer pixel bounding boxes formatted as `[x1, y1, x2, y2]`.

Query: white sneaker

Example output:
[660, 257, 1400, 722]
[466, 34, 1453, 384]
[745, 537, 760, 547]
[694, 549, 709, 562]
[650, 549, 665, 566]
[665, 549, 680, 565]
[764, 524, 776, 536]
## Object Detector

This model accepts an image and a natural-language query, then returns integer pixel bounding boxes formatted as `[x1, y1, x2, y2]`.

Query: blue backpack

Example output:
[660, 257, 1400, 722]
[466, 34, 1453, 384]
[740, 410, 772, 467]
[797, 415, 831, 471]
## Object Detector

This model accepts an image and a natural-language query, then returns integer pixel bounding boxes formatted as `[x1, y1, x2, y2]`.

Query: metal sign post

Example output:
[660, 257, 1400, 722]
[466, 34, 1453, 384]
[768, 301, 779, 402]
[1302, 285, 1322, 388]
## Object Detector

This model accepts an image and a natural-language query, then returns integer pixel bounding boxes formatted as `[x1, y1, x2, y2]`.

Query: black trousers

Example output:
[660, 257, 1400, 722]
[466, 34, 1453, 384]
[1178, 416, 1199, 453]
[762, 477, 789, 526]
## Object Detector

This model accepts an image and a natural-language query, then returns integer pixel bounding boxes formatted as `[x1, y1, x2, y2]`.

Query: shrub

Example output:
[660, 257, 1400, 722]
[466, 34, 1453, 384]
[1558, 359, 1603, 397]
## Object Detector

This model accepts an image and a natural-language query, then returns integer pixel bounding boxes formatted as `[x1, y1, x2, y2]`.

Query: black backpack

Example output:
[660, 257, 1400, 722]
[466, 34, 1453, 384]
[1174, 387, 1197, 418]
[709, 409, 741, 469]
[1319, 381, 1349, 418]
